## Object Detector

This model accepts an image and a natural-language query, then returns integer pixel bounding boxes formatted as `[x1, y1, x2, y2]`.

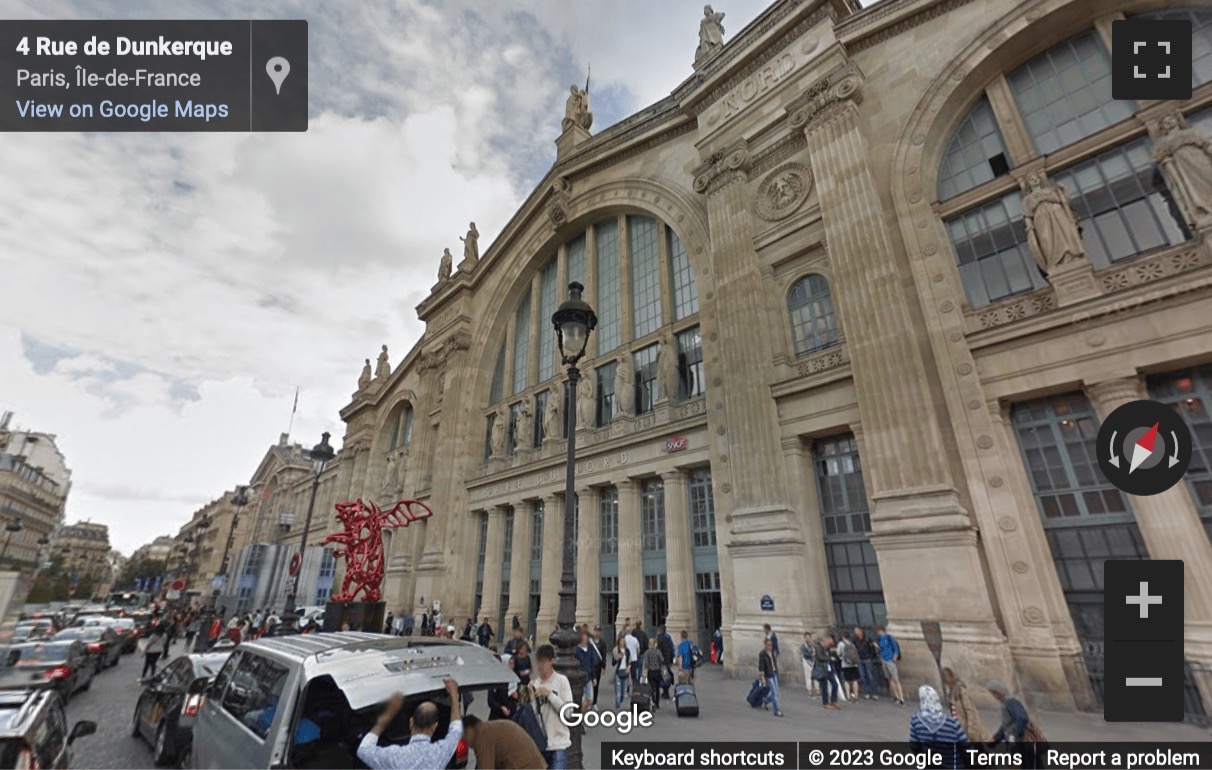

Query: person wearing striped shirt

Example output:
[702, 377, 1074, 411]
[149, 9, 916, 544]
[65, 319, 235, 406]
[908, 685, 969, 770]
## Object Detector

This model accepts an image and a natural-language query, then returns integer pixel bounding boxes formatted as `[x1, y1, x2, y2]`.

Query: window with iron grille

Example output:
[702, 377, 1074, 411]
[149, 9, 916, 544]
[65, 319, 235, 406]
[813, 434, 886, 628]
[596, 361, 617, 425]
[512, 292, 531, 394]
[668, 228, 698, 320]
[538, 258, 558, 382]
[595, 221, 622, 354]
[530, 501, 544, 564]
[788, 274, 840, 355]
[1149, 367, 1212, 539]
[599, 486, 618, 555]
[689, 468, 716, 548]
[634, 345, 659, 414]
[629, 216, 662, 339]
[677, 326, 704, 400]
[641, 478, 666, 553]
[938, 97, 1010, 201]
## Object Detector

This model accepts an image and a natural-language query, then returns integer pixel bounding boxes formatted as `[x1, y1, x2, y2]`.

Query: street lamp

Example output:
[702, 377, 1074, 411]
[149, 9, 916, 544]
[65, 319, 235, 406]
[0, 519, 23, 567]
[283, 432, 335, 629]
[551, 281, 596, 770]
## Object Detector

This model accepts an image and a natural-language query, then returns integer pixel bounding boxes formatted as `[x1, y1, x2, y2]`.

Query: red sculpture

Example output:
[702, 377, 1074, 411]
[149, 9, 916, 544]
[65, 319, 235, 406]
[322, 498, 434, 603]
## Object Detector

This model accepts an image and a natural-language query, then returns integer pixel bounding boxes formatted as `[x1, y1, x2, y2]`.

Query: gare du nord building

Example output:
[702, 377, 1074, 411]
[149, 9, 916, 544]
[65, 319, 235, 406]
[333, 0, 1212, 716]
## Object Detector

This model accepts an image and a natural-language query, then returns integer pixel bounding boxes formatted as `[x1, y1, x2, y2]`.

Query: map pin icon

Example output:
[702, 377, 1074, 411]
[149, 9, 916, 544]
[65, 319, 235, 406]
[266, 56, 290, 95]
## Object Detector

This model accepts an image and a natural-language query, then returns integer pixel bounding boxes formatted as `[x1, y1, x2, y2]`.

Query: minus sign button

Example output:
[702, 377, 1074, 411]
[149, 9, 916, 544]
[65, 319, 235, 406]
[1125, 677, 1163, 686]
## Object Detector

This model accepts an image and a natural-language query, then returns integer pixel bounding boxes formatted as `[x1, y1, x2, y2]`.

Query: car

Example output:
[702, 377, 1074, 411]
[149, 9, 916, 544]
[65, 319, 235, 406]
[0, 643, 94, 703]
[11, 620, 55, 644]
[131, 651, 232, 767]
[0, 689, 96, 769]
[192, 634, 516, 769]
[52, 627, 122, 673]
[105, 618, 141, 654]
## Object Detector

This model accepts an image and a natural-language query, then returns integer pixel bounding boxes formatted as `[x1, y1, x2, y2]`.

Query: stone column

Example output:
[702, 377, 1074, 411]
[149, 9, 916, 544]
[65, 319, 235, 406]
[505, 501, 533, 631]
[616, 478, 644, 628]
[576, 487, 600, 628]
[788, 63, 1012, 688]
[661, 470, 696, 633]
[1088, 377, 1212, 712]
[780, 436, 834, 631]
[535, 493, 562, 637]
[692, 137, 816, 669]
[479, 509, 506, 626]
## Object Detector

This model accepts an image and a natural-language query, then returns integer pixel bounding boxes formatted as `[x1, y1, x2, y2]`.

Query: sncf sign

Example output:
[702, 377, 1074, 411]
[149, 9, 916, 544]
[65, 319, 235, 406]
[665, 436, 688, 453]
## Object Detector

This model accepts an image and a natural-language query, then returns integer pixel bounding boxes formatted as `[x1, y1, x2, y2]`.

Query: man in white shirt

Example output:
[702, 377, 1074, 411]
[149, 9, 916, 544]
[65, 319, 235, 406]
[356, 678, 462, 770]
[529, 644, 572, 770]
[623, 628, 641, 690]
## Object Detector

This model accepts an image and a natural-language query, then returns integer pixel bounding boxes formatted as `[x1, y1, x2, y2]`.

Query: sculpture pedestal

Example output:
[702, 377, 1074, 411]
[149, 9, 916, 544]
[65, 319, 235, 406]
[324, 601, 386, 634]
[1048, 260, 1103, 307]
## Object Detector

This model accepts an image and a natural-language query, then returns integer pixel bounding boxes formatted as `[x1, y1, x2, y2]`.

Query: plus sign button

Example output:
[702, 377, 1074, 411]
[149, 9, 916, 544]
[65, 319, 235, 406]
[1112, 19, 1193, 100]
[1104, 560, 1184, 722]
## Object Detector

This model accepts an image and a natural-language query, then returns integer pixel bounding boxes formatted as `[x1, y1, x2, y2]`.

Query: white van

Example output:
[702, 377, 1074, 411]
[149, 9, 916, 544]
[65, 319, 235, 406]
[191, 633, 518, 769]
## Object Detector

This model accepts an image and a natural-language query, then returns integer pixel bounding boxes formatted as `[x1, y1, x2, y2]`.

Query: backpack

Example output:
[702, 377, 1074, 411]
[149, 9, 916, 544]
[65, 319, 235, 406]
[690, 643, 704, 667]
[841, 640, 859, 666]
[512, 701, 547, 752]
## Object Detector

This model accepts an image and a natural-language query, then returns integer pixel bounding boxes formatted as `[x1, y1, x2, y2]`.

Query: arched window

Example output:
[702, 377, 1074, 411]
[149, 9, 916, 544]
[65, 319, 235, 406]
[788, 274, 839, 356]
[489, 345, 505, 404]
[937, 97, 1010, 201]
[387, 405, 413, 452]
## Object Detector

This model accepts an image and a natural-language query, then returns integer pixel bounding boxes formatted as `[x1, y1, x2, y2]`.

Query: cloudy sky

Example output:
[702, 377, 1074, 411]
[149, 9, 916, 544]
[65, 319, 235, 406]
[1, 0, 808, 555]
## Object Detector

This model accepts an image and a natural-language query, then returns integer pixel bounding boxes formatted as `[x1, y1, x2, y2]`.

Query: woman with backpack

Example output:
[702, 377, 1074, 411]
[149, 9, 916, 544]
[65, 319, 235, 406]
[611, 635, 632, 710]
[837, 634, 861, 701]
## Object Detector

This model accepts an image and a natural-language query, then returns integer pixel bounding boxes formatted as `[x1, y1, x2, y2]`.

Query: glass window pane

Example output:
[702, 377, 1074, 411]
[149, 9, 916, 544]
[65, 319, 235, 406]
[511, 292, 531, 394]
[945, 191, 1047, 308]
[537, 258, 558, 382]
[629, 216, 662, 339]
[787, 274, 840, 356]
[668, 229, 699, 320]
[938, 97, 1011, 200]
[595, 221, 621, 354]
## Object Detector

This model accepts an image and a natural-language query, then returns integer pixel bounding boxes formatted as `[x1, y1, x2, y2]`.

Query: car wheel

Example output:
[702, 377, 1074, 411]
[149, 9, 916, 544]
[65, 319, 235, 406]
[152, 722, 175, 767]
[131, 706, 142, 738]
[81, 674, 91, 691]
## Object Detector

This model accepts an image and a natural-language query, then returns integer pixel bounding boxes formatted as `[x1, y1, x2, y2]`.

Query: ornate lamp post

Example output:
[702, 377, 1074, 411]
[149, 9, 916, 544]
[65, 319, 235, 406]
[0, 519, 23, 567]
[283, 432, 335, 629]
[551, 282, 596, 770]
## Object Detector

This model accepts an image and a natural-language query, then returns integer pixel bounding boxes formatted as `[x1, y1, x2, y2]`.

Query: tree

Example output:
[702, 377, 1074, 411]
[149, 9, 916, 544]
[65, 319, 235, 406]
[116, 557, 166, 591]
[27, 556, 70, 603]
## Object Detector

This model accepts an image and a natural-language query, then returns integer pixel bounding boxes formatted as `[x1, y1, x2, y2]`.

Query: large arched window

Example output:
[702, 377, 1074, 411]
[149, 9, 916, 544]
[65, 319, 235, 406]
[386, 403, 413, 452]
[937, 11, 1208, 308]
[485, 213, 702, 453]
[788, 274, 839, 356]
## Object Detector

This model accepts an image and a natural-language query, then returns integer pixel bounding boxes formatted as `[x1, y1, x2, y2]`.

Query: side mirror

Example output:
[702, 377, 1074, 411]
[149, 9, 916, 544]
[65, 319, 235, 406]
[68, 720, 96, 744]
[188, 677, 208, 695]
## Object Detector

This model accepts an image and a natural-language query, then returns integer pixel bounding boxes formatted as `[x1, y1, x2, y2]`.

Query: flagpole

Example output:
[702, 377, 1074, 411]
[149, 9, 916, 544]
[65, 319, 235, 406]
[286, 386, 299, 440]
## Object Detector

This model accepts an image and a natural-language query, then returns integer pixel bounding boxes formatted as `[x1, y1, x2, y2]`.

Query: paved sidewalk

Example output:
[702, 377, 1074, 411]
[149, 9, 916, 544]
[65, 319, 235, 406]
[581, 665, 1210, 761]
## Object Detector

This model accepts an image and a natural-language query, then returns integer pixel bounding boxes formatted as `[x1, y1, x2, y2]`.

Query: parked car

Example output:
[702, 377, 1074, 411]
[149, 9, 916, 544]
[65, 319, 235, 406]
[192, 634, 515, 769]
[0, 643, 94, 703]
[11, 620, 55, 643]
[105, 618, 141, 654]
[52, 627, 121, 673]
[131, 651, 232, 767]
[0, 689, 96, 768]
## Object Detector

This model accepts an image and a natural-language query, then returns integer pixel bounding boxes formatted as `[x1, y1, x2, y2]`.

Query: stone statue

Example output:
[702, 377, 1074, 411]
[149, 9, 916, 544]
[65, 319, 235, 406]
[376, 344, 391, 379]
[381, 455, 396, 497]
[1153, 113, 1212, 229]
[438, 248, 453, 281]
[358, 359, 372, 390]
[562, 85, 593, 132]
[517, 398, 533, 447]
[543, 388, 563, 440]
[490, 407, 507, 457]
[695, 4, 726, 65]
[459, 222, 480, 264]
[1022, 174, 1086, 275]
[576, 372, 595, 429]
[656, 335, 679, 402]
[614, 356, 635, 418]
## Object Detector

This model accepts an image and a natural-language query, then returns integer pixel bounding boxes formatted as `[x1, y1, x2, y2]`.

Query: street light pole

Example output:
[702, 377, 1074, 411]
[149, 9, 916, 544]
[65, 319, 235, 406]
[283, 432, 335, 630]
[0, 519, 23, 567]
[551, 282, 596, 770]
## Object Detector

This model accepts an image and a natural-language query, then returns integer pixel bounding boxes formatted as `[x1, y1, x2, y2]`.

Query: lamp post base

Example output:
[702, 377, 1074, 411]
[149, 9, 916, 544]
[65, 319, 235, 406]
[550, 621, 587, 769]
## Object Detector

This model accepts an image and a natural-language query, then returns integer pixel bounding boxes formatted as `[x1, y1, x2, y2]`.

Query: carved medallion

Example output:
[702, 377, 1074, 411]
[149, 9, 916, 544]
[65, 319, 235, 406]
[1012, 561, 1029, 574]
[754, 162, 812, 221]
[1022, 606, 1046, 626]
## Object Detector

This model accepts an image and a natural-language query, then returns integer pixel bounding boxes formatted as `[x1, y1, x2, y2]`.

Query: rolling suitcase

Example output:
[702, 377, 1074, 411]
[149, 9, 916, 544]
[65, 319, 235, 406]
[674, 682, 699, 717]
[747, 678, 770, 708]
[630, 681, 653, 713]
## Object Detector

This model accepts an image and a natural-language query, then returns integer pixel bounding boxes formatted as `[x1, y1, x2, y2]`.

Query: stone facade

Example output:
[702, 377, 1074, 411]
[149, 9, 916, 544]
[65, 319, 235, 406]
[0, 422, 69, 570]
[327, 0, 1212, 717]
[52, 522, 111, 595]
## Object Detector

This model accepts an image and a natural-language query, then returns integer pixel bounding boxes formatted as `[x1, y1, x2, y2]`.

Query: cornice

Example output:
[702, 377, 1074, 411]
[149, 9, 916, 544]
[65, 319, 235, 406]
[692, 140, 752, 196]
[786, 61, 864, 133]
[840, 0, 980, 54]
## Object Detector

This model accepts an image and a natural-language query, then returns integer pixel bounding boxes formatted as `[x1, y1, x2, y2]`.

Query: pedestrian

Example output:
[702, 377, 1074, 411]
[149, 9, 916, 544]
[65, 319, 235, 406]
[656, 626, 675, 699]
[611, 636, 631, 710]
[164, 614, 178, 650]
[421, 611, 429, 636]
[763, 623, 779, 658]
[642, 638, 664, 710]
[799, 631, 819, 696]
[504, 626, 526, 656]
[508, 640, 532, 688]
[403, 614, 414, 636]
[357, 679, 463, 769]
[837, 633, 861, 701]
[987, 679, 1047, 764]
[909, 685, 969, 770]
[384, 612, 394, 635]
[141, 626, 167, 679]
[574, 631, 599, 710]
[826, 633, 847, 703]
[512, 614, 521, 631]
[631, 620, 648, 666]
[757, 637, 784, 717]
[590, 626, 608, 708]
[266, 613, 280, 638]
[477, 616, 495, 647]
[461, 714, 548, 770]
[529, 645, 572, 770]
[675, 629, 696, 683]
[853, 627, 879, 700]
[185, 615, 200, 650]
[252, 609, 263, 633]
[207, 616, 222, 648]
[487, 681, 517, 721]
[812, 633, 838, 710]
[942, 668, 989, 742]
[623, 625, 641, 689]
[713, 627, 723, 664]
[874, 625, 905, 705]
